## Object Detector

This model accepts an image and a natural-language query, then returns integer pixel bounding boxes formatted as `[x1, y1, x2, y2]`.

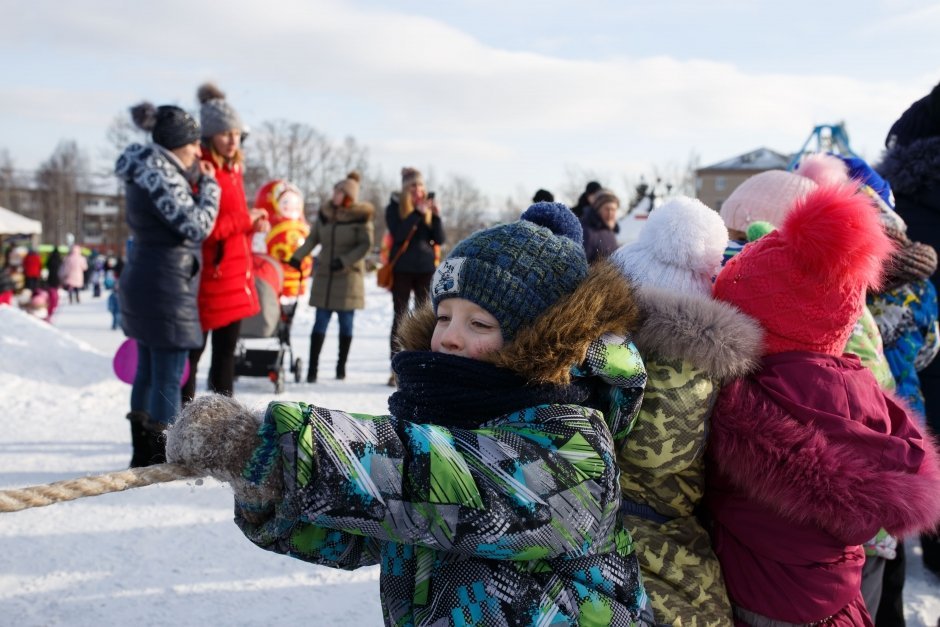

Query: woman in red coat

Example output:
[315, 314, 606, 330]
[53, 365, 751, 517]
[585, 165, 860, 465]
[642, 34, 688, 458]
[182, 83, 269, 402]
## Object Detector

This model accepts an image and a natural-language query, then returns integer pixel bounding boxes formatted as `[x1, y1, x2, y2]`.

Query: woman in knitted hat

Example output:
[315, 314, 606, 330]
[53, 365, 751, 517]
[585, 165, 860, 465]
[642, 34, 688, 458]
[581, 188, 621, 263]
[288, 172, 374, 382]
[609, 197, 760, 625]
[180, 83, 270, 405]
[705, 183, 940, 625]
[384, 167, 446, 386]
[116, 101, 220, 467]
[166, 202, 659, 625]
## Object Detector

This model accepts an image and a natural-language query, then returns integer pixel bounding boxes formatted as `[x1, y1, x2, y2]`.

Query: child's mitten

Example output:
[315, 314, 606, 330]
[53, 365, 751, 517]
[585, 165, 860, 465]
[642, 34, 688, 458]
[166, 394, 282, 503]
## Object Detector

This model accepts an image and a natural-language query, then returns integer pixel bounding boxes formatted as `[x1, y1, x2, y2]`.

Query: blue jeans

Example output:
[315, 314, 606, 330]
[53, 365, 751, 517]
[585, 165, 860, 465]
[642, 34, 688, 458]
[312, 308, 354, 337]
[131, 342, 187, 426]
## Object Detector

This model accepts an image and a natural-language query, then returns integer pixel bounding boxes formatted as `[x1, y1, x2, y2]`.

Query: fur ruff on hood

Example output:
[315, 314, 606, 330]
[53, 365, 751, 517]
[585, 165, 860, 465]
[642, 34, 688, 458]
[319, 201, 374, 224]
[878, 136, 940, 196]
[632, 286, 763, 382]
[712, 369, 940, 544]
[395, 260, 640, 385]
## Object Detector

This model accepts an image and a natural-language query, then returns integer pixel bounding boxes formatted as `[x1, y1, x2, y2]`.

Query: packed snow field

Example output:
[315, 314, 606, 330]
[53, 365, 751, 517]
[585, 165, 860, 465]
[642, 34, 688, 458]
[0, 281, 938, 626]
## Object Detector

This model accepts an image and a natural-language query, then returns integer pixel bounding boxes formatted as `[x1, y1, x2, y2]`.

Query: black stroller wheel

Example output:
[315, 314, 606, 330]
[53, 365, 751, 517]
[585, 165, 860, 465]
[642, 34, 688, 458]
[293, 358, 302, 383]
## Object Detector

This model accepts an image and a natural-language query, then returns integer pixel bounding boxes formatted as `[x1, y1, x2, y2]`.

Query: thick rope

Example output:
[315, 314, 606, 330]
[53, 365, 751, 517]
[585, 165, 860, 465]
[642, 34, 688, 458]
[0, 463, 205, 513]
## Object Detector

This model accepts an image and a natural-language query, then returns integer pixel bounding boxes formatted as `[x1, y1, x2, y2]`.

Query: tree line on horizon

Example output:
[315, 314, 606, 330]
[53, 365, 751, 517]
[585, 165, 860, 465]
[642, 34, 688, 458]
[0, 113, 701, 251]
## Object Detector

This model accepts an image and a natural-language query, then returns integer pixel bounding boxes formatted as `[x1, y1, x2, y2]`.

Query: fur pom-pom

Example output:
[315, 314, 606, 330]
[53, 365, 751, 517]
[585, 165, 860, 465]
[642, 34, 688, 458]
[796, 153, 849, 186]
[166, 394, 263, 482]
[643, 196, 727, 272]
[346, 171, 361, 182]
[197, 82, 226, 104]
[522, 202, 583, 245]
[782, 183, 894, 289]
[129, 101, 157, 132]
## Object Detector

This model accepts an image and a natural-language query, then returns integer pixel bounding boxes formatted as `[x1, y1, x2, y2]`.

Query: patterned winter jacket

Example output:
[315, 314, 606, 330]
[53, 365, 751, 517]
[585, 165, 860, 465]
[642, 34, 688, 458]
[868, 279, 940, 421]
[115, 143, 220, 350]
[616, 286, 762, 627]
[234, 261, 655, 626]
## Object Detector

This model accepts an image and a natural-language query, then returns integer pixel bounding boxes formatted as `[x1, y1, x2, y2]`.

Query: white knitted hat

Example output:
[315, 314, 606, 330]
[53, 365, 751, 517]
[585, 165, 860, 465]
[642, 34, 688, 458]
[611, 196, 728, 296]
[719, 170, 818, 233]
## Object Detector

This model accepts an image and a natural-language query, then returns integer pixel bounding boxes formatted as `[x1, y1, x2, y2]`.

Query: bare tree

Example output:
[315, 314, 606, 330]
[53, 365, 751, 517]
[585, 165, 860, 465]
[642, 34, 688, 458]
[560, 164, 605, 207]
[244, 121, 374, 214]
[36, 141, 91, 246]
[437, 174, 489, 247]
[100, 113, 148, 186]
[358, 168, 397, 253]
[621, 150, 702, 214]
[495, 195, 524, 226]
[678, 150, 701, 198]
[244, 119, 323, 202]
[0, 149, 20, 210]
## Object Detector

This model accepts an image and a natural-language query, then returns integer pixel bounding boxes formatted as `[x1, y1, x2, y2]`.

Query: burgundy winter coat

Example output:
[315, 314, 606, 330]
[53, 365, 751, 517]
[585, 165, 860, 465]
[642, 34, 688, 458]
[706, 351, 940, 626]
[196, 154, 259, 331]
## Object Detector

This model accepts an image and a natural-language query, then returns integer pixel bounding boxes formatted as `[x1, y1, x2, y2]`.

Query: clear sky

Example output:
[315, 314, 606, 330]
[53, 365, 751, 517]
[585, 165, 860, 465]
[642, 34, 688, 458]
[1, 0, 938, 204]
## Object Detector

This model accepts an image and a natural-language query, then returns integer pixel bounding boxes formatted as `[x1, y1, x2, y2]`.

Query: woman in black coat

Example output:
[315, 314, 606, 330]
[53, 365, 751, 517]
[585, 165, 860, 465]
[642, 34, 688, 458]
[116, 101, 220, 466]
[384, 167, 445, 385]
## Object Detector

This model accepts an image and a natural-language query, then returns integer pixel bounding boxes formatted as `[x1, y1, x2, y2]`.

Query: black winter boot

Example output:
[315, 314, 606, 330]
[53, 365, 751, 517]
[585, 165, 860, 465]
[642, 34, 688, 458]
[337, 335, 352, 380]
[127, 411, 151, 468]
[143, 429, 166, 465]
[307, 332, 326, 383]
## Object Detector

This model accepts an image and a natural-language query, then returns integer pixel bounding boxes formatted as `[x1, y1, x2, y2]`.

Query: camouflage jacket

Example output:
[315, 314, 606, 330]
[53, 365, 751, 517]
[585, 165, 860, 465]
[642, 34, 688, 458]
[618, 286, 763, 627]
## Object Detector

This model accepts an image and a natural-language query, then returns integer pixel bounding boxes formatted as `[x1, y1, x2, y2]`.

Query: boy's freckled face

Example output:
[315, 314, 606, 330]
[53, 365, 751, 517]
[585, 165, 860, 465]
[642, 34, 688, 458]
[431, 298, 504, 360]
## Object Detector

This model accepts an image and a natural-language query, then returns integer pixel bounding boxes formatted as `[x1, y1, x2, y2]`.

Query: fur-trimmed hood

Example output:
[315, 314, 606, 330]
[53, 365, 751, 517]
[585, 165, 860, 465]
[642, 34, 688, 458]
[319, 201, 374, 224]
[632, 286, 763, 382]
[395, 260, 640, 385]
[878, 136, 940, 196]
[709, 351, 940, 544]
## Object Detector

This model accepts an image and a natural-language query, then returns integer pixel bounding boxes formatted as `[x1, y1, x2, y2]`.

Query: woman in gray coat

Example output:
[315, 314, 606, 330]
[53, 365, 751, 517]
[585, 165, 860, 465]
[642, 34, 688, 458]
[290, 172, 374, 382]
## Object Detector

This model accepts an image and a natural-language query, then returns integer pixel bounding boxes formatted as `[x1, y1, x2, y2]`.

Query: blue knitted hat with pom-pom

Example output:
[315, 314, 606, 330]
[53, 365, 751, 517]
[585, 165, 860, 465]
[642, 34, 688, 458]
[431, 202, 588, 340]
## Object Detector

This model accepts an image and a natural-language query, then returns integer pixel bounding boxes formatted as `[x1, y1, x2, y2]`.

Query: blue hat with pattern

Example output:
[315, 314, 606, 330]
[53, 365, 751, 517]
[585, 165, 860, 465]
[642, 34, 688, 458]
[431, 202, 588, 340]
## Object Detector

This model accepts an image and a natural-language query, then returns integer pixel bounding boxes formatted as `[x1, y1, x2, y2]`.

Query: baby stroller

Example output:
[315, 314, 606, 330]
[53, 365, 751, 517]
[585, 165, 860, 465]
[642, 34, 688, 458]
[234, 253, 303, 393]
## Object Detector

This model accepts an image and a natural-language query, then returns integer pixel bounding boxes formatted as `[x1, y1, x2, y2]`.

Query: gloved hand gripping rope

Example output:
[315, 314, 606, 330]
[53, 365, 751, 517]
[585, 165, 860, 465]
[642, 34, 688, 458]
[0, 395, 280, 513]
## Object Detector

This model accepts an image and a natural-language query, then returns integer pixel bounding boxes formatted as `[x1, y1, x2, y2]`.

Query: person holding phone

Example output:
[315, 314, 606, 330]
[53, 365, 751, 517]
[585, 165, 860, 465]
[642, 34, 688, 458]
[181, 83, 270, 405]
[384, 167, 445, 386]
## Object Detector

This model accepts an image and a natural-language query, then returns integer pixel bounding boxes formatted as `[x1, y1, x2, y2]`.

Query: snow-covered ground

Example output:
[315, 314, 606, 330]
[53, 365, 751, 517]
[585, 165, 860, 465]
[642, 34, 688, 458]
[0, 280, 938, 626]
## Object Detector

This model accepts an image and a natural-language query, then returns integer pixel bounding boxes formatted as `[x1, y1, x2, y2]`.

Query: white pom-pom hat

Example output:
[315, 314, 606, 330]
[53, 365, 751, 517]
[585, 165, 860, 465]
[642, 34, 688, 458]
[611, 196, 728, 296]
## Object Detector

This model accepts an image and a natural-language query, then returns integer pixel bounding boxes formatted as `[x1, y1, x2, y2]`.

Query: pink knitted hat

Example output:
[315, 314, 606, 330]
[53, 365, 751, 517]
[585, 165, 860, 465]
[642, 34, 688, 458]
[719, 170, 817, 233]
[714, 183, 893, 356]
